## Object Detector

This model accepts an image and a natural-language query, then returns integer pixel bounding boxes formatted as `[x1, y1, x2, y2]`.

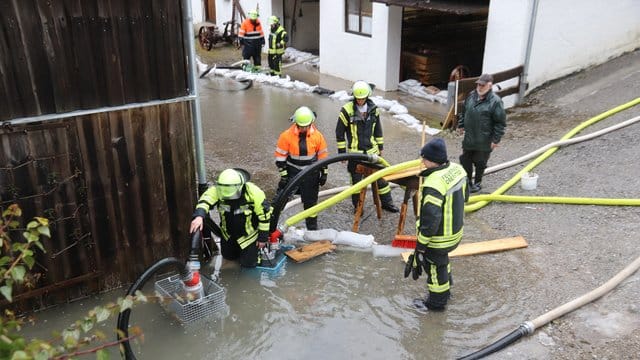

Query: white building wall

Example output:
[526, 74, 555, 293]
[484, 0, 640, 106]
[191, 0, 205, 24]
[319, 3, 402, 91]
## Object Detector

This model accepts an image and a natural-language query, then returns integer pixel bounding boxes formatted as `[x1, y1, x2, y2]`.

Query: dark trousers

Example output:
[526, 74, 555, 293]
[288, 167, 320, 229]
[424, 245, 457, 309]
[220, 236, 259, 267]
[348, 161, 393, 207]
[242, 45, 262, 66]
[268, 53, 282, 75]
[459, 149, 491, 184]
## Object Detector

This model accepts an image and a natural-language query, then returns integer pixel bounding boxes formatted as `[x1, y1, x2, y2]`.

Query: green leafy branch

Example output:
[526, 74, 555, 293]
[0, 204, 149, 359]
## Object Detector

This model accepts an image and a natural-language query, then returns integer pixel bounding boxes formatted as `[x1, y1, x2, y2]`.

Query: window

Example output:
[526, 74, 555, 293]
[345, 0, 372, 36]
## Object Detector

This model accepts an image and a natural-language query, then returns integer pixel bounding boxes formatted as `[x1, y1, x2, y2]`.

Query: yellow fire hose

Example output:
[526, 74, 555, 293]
[284, 158, 420, 227]
[465, 96, 640, 212]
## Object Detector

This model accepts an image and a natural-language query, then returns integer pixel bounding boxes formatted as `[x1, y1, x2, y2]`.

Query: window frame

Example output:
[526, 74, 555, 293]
[345, 0, 372, 37]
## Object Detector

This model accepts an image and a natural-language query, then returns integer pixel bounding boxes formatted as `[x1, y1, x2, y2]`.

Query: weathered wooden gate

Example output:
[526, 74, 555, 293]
[0, 0, 199, 307]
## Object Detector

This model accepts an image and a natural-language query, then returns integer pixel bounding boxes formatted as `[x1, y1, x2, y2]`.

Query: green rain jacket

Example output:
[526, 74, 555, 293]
[458, 89, 507, 152]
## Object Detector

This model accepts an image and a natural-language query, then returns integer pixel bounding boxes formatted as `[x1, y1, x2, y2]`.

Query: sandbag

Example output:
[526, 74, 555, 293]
[372, 244, 408, 257]
[303, 228, 338, 243]
[333, 231, 375, 248]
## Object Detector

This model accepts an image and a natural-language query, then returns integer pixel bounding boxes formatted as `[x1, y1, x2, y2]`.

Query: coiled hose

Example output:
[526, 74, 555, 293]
[116, 257, 187, 360]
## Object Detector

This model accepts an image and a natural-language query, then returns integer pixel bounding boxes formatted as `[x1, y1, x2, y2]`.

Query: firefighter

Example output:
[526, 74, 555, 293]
[405, 138, 468, 311]
[238, 9, 265, 69]
[336, 81, 399, 213]
[274, 106, 329, 230]
[189, 168, 272, 268]
[267, 15, 288, 76]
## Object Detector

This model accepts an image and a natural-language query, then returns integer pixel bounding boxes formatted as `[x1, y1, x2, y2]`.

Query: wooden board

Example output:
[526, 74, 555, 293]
[401, 236, 528, 262]
[441, 105, 456, 130]
[285, 240, 337, 263]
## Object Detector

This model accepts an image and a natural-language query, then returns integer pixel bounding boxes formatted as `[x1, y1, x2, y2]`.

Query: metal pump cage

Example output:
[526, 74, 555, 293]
[154, 273, 228, 324]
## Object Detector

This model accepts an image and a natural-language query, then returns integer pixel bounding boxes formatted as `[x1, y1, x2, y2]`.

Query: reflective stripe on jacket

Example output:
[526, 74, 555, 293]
[335, 99, 383, 155]
[268, 25, 288, 54]
[239, 19, 265, 46]
[194, 182, 272, 249]
[417, 162, 468, 249]
[275, 124, 328, 171]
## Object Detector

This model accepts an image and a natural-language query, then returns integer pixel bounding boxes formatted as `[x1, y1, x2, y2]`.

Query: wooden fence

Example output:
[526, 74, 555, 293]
[442, 65, 524, 129]
[0, 0, 198, 308]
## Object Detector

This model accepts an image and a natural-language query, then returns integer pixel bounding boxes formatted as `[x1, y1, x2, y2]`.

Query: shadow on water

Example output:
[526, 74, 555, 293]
[19, 72, 547, 360]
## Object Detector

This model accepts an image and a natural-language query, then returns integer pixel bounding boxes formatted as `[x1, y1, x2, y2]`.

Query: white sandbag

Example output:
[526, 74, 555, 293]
[372, 244, 408, 257]
[333, 231, 375, 248]
[282, 226, 305, 243]
[303, 228, 338, 242]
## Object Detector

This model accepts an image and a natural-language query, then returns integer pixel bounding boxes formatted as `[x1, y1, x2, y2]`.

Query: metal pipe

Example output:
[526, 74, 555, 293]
[3, 95, 196, 126]
[183, 0, 208, 191]
[518, 0, 540, 102]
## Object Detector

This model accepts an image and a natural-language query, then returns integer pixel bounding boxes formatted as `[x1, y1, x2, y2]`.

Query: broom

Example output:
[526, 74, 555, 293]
[391, 118, 428, 249]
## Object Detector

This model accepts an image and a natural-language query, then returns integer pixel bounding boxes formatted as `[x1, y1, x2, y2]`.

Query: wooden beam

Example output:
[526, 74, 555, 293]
[401, 236, 528, 262]
[285, 240, 336, 263]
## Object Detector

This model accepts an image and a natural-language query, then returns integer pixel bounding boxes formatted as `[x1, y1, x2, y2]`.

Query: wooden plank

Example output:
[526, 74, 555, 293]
[401, 236, 528, 262]
[285, 240, 337, 263]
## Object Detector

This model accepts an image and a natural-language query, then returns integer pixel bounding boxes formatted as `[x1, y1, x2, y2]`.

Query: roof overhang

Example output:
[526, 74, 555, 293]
[372, 0, 489, 16]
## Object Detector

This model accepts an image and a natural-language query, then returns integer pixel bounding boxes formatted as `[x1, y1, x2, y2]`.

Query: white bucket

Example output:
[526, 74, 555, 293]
[521, 172, 539, 190]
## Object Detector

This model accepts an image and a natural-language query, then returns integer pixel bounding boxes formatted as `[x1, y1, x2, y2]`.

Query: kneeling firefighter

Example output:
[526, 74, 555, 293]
[190, 168, 272, 267]
[405, 138, 468, 311]
[274, 106, 329, 230]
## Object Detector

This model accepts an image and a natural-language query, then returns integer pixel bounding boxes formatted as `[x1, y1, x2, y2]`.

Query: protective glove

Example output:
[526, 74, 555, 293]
[318, 170, 327, 186]
[404, 252, 422, 280]
[415, 241, 430, 274]
[257, 231, 269, 249]
[277, 175, 289, 192]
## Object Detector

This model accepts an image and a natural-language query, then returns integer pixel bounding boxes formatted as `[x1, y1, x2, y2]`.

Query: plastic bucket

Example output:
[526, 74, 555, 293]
[521, 172, 539, 190]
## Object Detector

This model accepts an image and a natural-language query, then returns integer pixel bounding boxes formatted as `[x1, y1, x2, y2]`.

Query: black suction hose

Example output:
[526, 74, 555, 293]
[116, 257, 188, 359]
[457, 324, 531, 360]
[269, 153, 378, 233]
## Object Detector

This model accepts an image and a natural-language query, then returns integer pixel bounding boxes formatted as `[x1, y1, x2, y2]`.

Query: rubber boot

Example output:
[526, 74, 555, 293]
[306, 217, 318, 231]
[380, 193, 399, 213]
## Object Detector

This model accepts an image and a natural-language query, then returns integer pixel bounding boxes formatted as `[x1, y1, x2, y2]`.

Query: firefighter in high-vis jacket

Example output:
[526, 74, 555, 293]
[405, 138, 468, 311]
[267, 15, 288, 76]
[274, 106, 329, 230]
[336, 81, 399, 213]
[189, 168, 272, 267]
[238, 9, 265, 68]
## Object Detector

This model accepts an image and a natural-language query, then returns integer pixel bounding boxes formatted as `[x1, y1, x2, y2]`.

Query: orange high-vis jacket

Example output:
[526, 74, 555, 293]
[274, 124, 328, 171]
[238, 18, 264, 46]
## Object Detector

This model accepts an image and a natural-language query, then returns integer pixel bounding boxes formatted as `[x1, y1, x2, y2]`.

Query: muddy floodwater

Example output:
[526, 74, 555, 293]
[21, 49, 640, 359]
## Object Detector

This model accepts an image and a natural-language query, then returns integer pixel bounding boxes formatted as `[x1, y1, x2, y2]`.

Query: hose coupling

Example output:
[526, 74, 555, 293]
[521, 321, 535, 336]
[366, 154, 379, 164]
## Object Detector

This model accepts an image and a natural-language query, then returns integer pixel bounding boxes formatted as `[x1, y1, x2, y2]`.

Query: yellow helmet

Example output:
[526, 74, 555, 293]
[248, 9, 259, 20]
[216, 169, 245, 200]
[352, 81, 371, 99]
[291, 106, 315, 127]
[269, 16, 280, 25]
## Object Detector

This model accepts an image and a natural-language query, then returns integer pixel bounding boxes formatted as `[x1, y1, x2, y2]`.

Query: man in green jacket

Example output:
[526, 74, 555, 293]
[457, 73, 506, 193]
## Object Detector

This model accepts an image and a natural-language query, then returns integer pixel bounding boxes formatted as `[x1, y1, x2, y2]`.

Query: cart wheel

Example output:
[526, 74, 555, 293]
[198, 26, 213, 51]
